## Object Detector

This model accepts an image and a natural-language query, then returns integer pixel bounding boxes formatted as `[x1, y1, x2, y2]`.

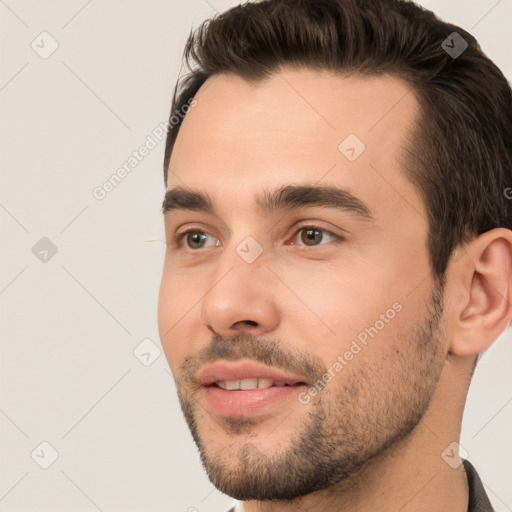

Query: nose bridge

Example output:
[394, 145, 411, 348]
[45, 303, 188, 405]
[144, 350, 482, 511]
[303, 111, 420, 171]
[200, 232, 278, 334]
[206, 232, 266, 305]
[214, 213, 268, 280]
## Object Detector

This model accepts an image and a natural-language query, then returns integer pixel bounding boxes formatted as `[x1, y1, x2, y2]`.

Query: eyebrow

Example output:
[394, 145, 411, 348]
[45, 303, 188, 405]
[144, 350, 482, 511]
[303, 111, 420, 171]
[161, 184, 373, 221]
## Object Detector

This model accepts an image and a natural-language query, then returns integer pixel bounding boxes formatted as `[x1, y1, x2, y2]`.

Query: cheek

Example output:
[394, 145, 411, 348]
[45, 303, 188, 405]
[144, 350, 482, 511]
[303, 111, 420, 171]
[274, 257, 424, 377]
[275, 258, 402, 342]
[157, 263, 202, 371]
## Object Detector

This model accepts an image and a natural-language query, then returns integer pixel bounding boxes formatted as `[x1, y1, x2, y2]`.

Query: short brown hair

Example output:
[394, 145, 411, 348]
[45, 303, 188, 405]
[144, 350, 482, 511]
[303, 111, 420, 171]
[163, 0, 512, 280]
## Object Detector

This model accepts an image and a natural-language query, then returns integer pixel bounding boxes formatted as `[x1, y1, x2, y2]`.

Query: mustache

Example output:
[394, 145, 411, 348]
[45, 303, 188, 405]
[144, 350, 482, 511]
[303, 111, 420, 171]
[180, 333, 327, 386]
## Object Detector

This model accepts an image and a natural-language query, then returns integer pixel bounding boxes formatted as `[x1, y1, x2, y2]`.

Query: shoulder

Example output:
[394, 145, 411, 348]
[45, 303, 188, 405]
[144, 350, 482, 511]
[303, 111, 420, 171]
[463, 459, 495, 512]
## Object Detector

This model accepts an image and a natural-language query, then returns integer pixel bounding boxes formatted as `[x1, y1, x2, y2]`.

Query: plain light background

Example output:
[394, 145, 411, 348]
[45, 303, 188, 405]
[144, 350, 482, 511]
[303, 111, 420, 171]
[1, 1, 511, 511]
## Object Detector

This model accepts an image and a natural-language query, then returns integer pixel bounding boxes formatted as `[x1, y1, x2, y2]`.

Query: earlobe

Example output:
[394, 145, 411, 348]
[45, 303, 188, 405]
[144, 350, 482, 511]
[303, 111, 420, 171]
[450, 228, 512, 356]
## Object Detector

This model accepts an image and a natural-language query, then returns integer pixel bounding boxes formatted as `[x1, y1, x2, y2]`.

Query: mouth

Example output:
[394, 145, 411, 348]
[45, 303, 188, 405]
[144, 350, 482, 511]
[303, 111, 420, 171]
[214, 378, 302, 390]
[198, 361, 308, 417]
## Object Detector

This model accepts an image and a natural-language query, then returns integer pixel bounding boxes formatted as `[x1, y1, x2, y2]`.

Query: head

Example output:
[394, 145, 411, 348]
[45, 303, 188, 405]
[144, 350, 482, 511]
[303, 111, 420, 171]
[158, 0, 512, 502]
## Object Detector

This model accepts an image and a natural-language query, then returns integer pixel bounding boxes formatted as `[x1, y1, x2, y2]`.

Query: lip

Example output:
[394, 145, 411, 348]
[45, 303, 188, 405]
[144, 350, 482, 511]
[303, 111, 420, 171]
[198, 361, 308, 418]
[198, 361, 307, 386]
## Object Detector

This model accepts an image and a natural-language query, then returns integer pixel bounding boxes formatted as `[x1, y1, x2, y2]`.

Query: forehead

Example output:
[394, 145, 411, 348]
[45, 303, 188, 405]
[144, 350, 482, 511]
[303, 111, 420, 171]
[168, 68, 425, 225]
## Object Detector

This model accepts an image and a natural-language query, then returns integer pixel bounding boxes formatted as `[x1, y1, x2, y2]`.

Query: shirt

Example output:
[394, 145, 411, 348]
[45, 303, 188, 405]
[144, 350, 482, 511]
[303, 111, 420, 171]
[225, 459, 494, 511]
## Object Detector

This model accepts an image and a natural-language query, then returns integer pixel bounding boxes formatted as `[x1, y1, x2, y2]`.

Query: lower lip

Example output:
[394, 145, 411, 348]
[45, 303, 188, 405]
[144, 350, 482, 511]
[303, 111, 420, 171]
[203, 384, 306, 417]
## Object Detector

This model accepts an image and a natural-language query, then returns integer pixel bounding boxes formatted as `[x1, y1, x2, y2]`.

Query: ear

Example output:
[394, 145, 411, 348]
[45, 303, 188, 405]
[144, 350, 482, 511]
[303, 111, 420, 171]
[448, 228, 512, 356]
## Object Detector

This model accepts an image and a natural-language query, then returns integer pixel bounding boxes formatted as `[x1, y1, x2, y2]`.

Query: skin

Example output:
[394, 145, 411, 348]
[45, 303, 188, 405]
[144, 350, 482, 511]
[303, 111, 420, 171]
[158, 68, 512, 512]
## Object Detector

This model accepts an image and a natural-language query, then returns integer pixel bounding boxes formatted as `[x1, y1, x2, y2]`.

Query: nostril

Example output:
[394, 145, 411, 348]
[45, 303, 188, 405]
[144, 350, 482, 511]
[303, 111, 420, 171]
[232, 320, 259, 328]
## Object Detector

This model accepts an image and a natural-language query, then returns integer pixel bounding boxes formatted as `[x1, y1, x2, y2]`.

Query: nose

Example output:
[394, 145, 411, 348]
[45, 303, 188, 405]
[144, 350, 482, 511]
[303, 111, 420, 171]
[200, 242, 280, 338]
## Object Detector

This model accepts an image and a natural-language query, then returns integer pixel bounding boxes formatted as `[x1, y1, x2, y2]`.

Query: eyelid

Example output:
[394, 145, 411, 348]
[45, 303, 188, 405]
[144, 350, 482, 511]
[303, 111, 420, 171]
[171, 222, 345, 250]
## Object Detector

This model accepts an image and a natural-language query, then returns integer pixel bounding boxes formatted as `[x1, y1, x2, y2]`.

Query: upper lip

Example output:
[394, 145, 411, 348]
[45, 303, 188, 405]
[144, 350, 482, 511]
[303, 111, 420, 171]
[198, 361, 308, 386]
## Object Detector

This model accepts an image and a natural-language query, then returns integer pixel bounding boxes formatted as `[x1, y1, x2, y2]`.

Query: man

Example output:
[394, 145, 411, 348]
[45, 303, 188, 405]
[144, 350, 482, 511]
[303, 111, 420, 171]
[158, 0, 512, 510]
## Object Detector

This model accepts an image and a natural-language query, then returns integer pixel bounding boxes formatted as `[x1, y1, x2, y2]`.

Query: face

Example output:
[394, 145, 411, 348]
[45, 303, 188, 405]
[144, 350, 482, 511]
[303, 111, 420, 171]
[158, 69, 448, 500]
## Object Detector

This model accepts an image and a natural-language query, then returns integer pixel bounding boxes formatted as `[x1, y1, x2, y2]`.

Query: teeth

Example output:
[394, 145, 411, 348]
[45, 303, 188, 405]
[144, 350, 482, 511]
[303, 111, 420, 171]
[257, 378, 274, 389]
[215, 378, 276, 390]
[240, 378, 258, 390]
[225, 380, 240, 390]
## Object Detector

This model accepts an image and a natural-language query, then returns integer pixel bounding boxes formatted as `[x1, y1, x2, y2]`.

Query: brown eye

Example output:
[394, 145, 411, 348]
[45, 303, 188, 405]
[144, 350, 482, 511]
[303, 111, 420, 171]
[174, 229, 220, 250]
[292, 225, 340, 247]
[301, 228, 323, 246]
[186, 231, 208, 249]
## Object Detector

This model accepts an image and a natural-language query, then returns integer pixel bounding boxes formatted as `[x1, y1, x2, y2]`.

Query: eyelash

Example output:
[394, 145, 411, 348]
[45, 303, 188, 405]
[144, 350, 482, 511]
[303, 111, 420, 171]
[172, 224, 343, 251]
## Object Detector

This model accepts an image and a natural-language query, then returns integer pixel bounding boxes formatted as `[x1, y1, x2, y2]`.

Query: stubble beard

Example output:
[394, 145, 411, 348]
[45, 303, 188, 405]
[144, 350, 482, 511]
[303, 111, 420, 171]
[174, 285, 446, 501]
